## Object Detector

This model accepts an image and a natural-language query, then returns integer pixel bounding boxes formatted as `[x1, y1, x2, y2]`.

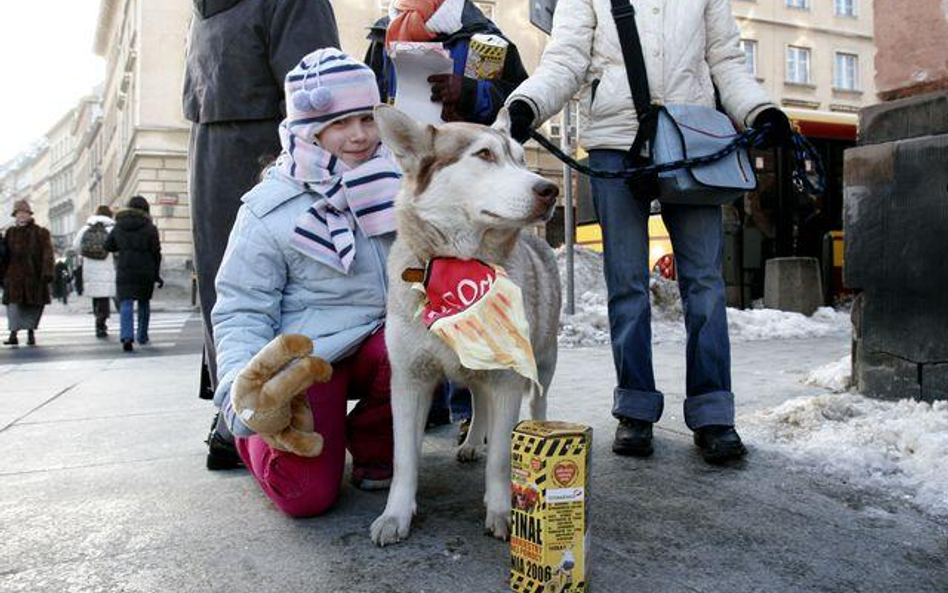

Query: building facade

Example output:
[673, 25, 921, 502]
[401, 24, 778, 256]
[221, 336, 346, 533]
[733, 0, 875, 115]
[71, 92, 105, 227]
[46, 109, 79, 250]
[94, 0, 192, 277]
[27, 147, 51, 232]
[0, 142, 49, 233]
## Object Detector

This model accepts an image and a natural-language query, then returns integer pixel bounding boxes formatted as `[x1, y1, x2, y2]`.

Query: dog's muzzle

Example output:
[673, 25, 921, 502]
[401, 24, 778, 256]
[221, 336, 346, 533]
[531, 180, 559, 220]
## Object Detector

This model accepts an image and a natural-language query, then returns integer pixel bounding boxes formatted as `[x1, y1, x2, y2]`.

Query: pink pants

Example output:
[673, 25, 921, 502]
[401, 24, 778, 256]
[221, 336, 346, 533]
[235, 330, 393, 517]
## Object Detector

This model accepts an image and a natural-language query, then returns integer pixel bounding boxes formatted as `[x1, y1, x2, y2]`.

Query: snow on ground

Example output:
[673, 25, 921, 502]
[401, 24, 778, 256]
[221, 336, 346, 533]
[741, 391, 948, 516]
[556, 246, 851, 347]
[804, 355, 852, 392]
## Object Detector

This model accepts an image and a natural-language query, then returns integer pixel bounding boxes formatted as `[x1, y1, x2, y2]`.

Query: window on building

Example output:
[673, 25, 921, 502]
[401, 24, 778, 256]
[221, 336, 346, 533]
[834, 0, 856, 16]
[786, 46, 811, 84]
[739, 39, 758, 76]
[786, 0, 808, 9]
[834, 52, 858, 90]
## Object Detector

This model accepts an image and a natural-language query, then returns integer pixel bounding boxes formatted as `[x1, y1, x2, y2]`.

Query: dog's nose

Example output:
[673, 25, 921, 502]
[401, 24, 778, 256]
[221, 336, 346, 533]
[532, 181, 559, 206]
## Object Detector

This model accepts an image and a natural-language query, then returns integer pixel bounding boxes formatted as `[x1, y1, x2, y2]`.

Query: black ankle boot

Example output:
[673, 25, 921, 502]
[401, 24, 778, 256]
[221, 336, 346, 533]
[3, 332, 18, 346]
[694, 425, 747, 464]
[205, 414, 244, 471]
[26, 330, 35, 346]
[613, 418, 654, 457]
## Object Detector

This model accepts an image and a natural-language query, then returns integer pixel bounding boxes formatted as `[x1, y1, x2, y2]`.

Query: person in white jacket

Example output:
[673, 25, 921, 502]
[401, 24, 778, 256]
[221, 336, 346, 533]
[506, 0, 793, 464]
[72, 206, 117, 338]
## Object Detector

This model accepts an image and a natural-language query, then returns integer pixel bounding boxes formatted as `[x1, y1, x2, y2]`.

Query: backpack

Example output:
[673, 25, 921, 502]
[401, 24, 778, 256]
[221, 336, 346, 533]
[80, 222, 110, 260]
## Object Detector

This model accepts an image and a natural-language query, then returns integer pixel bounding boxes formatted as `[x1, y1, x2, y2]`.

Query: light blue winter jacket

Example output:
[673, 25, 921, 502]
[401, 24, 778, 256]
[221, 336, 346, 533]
[212, 168, 392, 436]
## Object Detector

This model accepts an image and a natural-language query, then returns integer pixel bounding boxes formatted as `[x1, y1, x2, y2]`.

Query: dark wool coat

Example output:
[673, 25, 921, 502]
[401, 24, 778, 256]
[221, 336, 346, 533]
[1, 222, 55, 306]
[183, 0, 340, 395]
[105, 209, 162, 301]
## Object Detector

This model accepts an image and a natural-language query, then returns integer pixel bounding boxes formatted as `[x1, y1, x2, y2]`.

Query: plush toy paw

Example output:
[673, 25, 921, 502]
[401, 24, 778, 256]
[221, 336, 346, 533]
[260, 391, 326, 457]
[232, 334, 333, 456]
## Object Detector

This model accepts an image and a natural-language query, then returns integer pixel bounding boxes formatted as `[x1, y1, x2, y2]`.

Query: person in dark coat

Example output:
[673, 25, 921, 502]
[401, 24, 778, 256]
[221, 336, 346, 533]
[364, 0, 529, 125]
[104, 196, 162, 353]
[182, 0, 341, 470]
[2, 199, 55, 347]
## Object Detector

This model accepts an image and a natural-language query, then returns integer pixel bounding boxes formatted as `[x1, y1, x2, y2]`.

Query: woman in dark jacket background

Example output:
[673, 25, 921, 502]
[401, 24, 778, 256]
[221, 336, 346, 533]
[2, 199, 55, 347]
[105, 196, 162, 352]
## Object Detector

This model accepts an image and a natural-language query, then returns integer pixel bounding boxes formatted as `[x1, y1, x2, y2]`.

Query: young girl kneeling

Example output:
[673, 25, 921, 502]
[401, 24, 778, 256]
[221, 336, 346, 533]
[212, 49, 401, 517]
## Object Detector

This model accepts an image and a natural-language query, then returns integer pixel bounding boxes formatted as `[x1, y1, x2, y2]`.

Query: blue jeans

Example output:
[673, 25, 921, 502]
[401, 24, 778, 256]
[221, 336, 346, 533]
[589, 150, 734, 430]
[430, 383, 473, 422]
[119, 299, 151, 344]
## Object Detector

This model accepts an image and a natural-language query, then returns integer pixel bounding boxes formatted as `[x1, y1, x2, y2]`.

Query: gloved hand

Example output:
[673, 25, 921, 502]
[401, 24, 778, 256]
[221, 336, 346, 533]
[156, 277, 164, 289]
[508, 100, 535, 144]
[231, 334, 333, 457]
[752, 108, 794, 149]
[428, 74, 476, 122]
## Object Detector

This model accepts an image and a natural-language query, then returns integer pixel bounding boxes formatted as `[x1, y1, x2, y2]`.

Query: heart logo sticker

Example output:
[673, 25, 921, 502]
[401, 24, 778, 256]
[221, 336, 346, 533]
[553, 460, 578, 487]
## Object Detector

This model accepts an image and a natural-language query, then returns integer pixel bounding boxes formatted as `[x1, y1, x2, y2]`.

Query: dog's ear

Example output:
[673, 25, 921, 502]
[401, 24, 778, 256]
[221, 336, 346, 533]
[492, 107, 511, 136]
[375, 105, 432, 173]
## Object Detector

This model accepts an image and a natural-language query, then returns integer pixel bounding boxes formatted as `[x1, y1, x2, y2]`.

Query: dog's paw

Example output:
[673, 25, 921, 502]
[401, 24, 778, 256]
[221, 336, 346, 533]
[370, 512, 412, 546]
[456, 443, 479, 463]
[484, 509, 510, 541]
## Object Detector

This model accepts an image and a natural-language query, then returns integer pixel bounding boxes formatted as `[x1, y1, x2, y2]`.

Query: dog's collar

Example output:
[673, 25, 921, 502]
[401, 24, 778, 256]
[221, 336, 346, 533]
[401, 257, 493, 285]
[401, 267, 426, 283]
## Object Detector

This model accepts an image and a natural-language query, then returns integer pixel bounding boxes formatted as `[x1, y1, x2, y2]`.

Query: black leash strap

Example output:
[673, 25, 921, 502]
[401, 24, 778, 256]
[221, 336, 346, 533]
[528, 126, 826, 195]
[610, 0, 659, 160]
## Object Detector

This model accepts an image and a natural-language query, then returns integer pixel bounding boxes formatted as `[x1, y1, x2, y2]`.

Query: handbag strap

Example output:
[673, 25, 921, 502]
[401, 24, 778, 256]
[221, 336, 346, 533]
[609, 0, 658, 158]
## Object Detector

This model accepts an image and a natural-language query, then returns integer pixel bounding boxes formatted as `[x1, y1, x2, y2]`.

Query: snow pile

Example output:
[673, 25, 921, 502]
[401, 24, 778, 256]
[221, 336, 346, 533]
[556, 246, 851, 347]
[803, 355, 852, 392]
[556, 247, 684, 347]
[741, 393, 948, 516]
[726, 307, 851, 342]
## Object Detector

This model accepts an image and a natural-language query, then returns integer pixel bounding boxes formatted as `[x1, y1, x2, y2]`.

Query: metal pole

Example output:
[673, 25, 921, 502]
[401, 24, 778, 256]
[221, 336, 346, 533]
[562, 103, 575, 315]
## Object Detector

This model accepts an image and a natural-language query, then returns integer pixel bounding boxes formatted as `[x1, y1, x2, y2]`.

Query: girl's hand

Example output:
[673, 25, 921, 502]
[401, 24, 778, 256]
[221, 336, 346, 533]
[232, 334, 333, 457]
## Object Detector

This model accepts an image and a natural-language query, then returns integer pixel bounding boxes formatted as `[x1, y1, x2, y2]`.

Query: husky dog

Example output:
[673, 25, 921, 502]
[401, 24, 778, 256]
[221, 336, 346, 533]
[371, 106, 561, 545]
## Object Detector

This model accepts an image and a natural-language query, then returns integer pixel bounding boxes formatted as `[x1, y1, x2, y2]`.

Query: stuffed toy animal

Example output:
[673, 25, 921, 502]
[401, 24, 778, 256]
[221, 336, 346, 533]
[231, 334, 333, 456]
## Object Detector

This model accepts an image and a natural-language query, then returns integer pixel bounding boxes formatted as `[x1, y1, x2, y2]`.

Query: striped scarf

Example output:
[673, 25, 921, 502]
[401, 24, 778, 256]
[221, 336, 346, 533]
[278, 122, 402, 273]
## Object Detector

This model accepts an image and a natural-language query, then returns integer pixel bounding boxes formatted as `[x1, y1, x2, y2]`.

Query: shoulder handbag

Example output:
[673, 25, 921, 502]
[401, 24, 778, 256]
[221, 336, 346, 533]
[610, 0, 757, 205]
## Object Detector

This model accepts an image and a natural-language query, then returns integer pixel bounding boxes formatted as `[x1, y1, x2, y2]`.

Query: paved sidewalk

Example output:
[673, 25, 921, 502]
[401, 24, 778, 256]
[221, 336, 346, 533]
[1, 336, 946, 592]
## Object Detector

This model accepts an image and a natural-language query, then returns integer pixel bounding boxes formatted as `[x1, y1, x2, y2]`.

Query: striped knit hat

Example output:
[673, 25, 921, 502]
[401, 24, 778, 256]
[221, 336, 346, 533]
[285, 48, 381, 140]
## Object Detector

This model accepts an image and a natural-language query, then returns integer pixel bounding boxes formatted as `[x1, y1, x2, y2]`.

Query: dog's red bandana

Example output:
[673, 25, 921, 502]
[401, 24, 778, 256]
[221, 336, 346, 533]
[412, 258, 540, 388]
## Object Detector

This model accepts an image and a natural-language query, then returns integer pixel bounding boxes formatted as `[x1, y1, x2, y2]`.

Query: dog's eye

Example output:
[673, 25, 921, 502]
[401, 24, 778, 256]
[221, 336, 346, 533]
[474, 148, 496, 163]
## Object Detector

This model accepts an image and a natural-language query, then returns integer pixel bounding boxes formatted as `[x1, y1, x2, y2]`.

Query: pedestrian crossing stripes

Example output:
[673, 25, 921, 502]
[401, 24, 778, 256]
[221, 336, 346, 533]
[6, 312, 197, 347]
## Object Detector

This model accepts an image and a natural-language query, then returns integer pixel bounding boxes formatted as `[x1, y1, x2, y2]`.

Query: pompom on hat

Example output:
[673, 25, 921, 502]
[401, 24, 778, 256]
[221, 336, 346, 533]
[284, 48, 381, 139]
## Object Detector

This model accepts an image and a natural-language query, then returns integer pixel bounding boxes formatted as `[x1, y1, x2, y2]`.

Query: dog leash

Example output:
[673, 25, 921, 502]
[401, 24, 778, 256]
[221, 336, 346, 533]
[528, 124, 827, 195]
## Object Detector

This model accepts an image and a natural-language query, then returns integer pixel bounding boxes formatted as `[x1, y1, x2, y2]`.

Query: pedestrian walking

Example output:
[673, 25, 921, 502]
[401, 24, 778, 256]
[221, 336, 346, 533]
[505, 0, 795, 463]
[183, 0, 341, 470]
[51, 258, 72, 305]
[365, 0, 529, 435]
[72, 205, 117, 338]
[2, 200, 55, 347]
[212, 49, 398, 516]
[104, 196, 162, 352]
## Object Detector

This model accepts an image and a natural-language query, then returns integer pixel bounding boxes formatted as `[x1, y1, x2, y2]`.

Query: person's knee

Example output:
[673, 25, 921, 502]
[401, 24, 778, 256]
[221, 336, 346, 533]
[255, 450, 343, 518]
[274, 483, 341, 518]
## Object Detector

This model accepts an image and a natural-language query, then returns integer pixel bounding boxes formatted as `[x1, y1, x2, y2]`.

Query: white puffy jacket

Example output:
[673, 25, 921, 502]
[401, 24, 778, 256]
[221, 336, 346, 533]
[507, 0, 775, 151]
[73, 215, 116, 298]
